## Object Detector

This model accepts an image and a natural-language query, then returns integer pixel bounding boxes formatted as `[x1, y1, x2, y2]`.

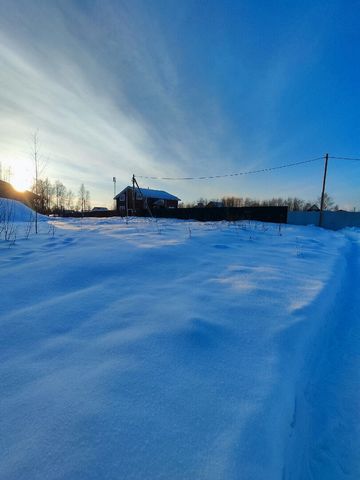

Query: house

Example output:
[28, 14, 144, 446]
[206, 201, 224, 208]
[92, 207, 108, 212]
[307, 204, 320, 212]
[0, 179, 38, 207]
[114, 186, 180, 213]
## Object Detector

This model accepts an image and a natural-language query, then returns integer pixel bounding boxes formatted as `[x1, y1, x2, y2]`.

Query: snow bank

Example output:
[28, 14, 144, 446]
[0, 198, 47, 222]
[0, 218, 358, 479]
[284, 231, 360, 479]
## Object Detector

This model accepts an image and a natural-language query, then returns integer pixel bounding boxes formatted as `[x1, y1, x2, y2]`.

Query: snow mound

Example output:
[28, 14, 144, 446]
[0, 198, 47, 222]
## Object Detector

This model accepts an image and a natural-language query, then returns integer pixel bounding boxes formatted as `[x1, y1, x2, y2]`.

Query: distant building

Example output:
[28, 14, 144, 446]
[114, 186, 180, 213]
[92, 207, 108, 212]
[307, 204, 320, 212]
[206, 201, 224, 208]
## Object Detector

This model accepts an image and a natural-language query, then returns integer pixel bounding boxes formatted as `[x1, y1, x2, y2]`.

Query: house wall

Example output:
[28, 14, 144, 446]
[116, 188, 140, 212]
[165, 200, 178, 208]
[287, 211, 360, 230]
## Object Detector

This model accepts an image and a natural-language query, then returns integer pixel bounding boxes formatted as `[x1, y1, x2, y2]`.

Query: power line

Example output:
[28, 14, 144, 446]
[136, 156, 324, 181]
[329, 156, 360, 162]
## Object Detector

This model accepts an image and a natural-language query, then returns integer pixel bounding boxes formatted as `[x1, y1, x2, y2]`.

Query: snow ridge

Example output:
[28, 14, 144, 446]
[283, 234, 360, 479]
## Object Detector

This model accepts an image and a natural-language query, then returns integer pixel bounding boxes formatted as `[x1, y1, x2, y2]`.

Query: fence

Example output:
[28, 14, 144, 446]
[59, 210, 119, 218]
[287, 211, 360, 230]
[139, 206, 288, 223]
[54, 208, 360, 229]
[58, 206, 288, 223]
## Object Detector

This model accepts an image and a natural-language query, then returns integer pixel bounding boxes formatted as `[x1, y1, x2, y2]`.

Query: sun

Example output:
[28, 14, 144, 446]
[12, 175, 31, 192]
[9, 161, 33, 192]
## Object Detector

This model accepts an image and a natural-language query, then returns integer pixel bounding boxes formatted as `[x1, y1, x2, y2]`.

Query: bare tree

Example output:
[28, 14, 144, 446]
[292, 197, 305, 211]
[317, 193, 335, 210]
[32, 178, 54, 214]
[85, 189, 91, 211]
[77, 184, 91, 212]
[182, 193, 344, 212]
[54, 180, 66, 211]
[222, 196, 245, 207]
[0, 199, 17, 242]
[0, 162, 12, 182]
[33, 132, 39, 234]
[65, 189, 75, 210]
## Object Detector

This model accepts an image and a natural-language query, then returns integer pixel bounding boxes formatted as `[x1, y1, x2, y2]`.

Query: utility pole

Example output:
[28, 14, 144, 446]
[319, 153, 329, 228]
[133, 175, 154, 219]
[113, 176, 116, 211]
[132, 174, 136, 215]
[33, 132, 39, 234]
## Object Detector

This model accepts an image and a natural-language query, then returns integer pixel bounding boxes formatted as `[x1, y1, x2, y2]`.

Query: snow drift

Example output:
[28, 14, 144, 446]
[0, 198, 47, 223]
[0, 217, 359, 479]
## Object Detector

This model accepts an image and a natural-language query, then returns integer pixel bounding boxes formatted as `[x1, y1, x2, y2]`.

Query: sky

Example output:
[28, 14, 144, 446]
[0, 0, 359, 209]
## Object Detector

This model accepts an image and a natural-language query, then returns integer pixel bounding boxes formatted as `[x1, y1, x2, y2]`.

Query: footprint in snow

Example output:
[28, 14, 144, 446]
[63, 237, 75, 244]
[9, 250, 34, 261]
[43, 240, 59, 248]
[181, 317, 230, 350]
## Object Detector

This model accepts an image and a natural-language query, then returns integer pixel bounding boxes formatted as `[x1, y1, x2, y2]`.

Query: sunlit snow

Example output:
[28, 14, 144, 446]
[1, 200, 359, 479]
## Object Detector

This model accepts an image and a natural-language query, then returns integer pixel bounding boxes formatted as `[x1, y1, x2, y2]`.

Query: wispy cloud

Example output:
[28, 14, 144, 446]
[0, 0, 357, 207]
[0, 1, 242, 201]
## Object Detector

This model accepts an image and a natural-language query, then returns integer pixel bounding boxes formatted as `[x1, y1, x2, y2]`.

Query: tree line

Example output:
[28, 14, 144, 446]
[0, 162, 12, 183]
[32, 178, 91, 214]
[180, 193, 339, 211]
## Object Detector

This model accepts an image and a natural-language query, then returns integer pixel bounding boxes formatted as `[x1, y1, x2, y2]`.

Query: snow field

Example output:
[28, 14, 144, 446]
[0, 211, 359, 479]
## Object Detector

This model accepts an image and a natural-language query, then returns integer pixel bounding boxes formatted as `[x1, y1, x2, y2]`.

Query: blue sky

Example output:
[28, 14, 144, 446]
[0, 0, 359, 208]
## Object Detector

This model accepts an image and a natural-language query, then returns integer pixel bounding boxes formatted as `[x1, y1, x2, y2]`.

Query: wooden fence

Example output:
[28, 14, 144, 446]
[59, 206, 288, 223]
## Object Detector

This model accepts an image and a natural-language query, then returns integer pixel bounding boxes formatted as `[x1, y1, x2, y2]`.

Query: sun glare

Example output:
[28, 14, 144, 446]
[10, 162, 32, 192]
[12, 177, 30, 192]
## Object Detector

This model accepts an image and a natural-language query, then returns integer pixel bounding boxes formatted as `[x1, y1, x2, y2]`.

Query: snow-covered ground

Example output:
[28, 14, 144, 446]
[1, 200, 359, 479]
